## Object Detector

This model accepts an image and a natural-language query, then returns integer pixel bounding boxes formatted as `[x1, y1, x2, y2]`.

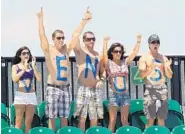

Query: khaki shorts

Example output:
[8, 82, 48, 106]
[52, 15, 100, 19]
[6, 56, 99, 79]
[144, 84, 168, 119]
[73, 86, 103, 120]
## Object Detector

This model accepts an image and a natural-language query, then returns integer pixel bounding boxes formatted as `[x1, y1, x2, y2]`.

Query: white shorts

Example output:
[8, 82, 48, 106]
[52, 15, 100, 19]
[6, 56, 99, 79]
[14, 91, 37, 105]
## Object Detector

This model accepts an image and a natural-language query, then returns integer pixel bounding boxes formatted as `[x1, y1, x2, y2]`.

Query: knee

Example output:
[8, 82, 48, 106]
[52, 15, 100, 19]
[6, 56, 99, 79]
[25, 116, 33, 125]
[109, 116, 117, 123]
[147, 119, 155, 127]
[157, 118, 165, 126]
[121, 115, 128, 122]
[79, 117, 86, 124]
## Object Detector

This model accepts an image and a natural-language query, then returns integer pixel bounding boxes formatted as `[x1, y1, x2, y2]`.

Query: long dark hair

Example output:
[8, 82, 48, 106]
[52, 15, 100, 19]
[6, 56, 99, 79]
[107, 42, 126, 60]
[12, 46, 32, 65]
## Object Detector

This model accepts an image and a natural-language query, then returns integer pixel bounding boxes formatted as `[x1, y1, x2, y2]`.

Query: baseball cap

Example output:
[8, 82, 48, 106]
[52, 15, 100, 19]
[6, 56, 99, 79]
[148, 34, 160, 44]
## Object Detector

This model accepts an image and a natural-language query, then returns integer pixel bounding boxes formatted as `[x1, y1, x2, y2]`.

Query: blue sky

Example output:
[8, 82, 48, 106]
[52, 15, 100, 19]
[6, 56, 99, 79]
[1, 0, 185, 57]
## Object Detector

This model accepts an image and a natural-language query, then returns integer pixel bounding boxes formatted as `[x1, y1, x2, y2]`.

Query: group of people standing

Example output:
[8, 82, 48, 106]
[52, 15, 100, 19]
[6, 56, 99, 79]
[11, 7, 173, 134]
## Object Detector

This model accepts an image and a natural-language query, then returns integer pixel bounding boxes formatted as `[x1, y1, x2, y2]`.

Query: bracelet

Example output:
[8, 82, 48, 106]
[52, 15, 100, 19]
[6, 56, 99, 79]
[137, 41, 141, 43]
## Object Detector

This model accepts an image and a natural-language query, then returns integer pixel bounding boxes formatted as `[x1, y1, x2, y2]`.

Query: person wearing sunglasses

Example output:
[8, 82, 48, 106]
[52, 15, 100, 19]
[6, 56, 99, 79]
[72, 9, 106, 132]
[103, 35, 142, 132]
[138, 34, 173, 128]
[11, 46, 41, 134]
[36, 7, 92, 131]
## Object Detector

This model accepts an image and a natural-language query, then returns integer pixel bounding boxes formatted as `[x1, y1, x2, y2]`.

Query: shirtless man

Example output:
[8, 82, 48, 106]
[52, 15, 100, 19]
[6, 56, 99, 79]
[73, 9, 105, 131]
[36, 7, 92, 131]
[138, 34, 173, 127]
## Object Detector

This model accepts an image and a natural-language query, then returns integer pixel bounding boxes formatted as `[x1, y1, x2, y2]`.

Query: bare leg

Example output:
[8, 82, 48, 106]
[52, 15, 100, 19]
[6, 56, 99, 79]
[25, 105, 35, 134]
[60, 117, 68, 127]
[108, 106, 117, 132]
[90, 119, 97, 127]
[120, 105, 129, 126]
[15, 104, 25, 129]
[48, 118, 56, 131]
[78, 116, 86, 132]
[157, 117, 165, 126]
[146, 118, 155, 128]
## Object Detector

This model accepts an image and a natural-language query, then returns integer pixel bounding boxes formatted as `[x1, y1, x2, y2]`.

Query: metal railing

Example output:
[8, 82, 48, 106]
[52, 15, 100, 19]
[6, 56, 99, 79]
[1, 56, 185, 107]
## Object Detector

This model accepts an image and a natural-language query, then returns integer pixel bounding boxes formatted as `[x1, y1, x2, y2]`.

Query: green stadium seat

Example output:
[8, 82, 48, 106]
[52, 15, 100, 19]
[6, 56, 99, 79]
[57, 126, 83, 134]
[116, 126, 142, 134]
[168, 99, 182, 113]
[1, 113, 10, 129]
[129, 99, 144, 114]
[144, 125, 170, 134]
[129, 99, 147, 131]
[163, 99, 184, 131]
[172, 125, 185, 134]
[85, 126, 112, 134]
[1, 103, 7, 115]
[28, 127, 55, 134]
[1, 127, 23, 134]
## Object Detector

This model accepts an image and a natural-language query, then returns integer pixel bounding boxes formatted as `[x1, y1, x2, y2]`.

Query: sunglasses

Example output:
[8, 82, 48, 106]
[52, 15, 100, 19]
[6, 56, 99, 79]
[22, 52, 30, 56]
[56, 36, 65, 40]
[151, 41, 160, 44]
[112, 50, 122, 54]
[85, 37, 96, 42]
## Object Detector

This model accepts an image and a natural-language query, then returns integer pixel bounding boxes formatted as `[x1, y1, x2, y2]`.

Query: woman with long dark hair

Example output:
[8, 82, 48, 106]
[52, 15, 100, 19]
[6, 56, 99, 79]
[103, 35, 142, 132]
[11, 46, 41, 134]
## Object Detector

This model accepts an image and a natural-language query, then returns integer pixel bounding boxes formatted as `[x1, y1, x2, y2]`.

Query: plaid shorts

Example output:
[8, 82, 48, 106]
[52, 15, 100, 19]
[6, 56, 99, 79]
[73, 86, 104, 120]
[144, 84, 168, 119]
[45, 84, 72, 118]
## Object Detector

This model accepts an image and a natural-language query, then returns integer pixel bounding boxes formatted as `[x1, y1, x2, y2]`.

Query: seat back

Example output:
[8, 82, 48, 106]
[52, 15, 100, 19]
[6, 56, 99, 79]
[1, 127, 23, 134]
[130, 111, 147, 131]
[168, 99, 182, 113]
[116, 126, 142, 134]
[85, 126, 112, 134]
[57, 126, 83, 134]
[28, 127, 55, 134]
[172, 125, 185, 134]
[144, 125, 171, 134]
[165, 110, 184, 131]
[1, 113, 10, 129]
[129, 99, 143, 114]
[1, 103, 7, 115]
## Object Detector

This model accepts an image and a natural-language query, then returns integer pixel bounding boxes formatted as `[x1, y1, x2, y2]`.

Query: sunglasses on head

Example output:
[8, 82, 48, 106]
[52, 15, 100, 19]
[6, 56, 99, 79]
[85, 37, 96, 42]
[112, 50, 122, 54]
[151, 40, 160, 44]
[22, 52, 30, 56]
[56, 36, 65, 40]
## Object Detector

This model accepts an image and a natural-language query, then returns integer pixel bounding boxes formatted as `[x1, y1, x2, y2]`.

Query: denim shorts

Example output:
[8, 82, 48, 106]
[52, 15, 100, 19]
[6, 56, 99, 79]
[109, 89, 130, 107]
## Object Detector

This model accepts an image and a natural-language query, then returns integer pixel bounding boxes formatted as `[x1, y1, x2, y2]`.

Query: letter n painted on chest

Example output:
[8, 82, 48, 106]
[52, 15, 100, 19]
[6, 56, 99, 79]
[84, 54, 98, 78]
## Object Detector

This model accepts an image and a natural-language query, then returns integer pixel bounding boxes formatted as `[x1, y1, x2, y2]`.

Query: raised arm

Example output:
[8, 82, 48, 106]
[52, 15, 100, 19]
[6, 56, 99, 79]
[31, 57, 41, 81]
[12, 60, 28, 82]
[103, 37, 110, 70]
[70, 7, 92, 53]
[36, 7, 49, 52]
[163, 57, 173, 78]
[126, 34, 142, 65]
[36, 8, 56, 82]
